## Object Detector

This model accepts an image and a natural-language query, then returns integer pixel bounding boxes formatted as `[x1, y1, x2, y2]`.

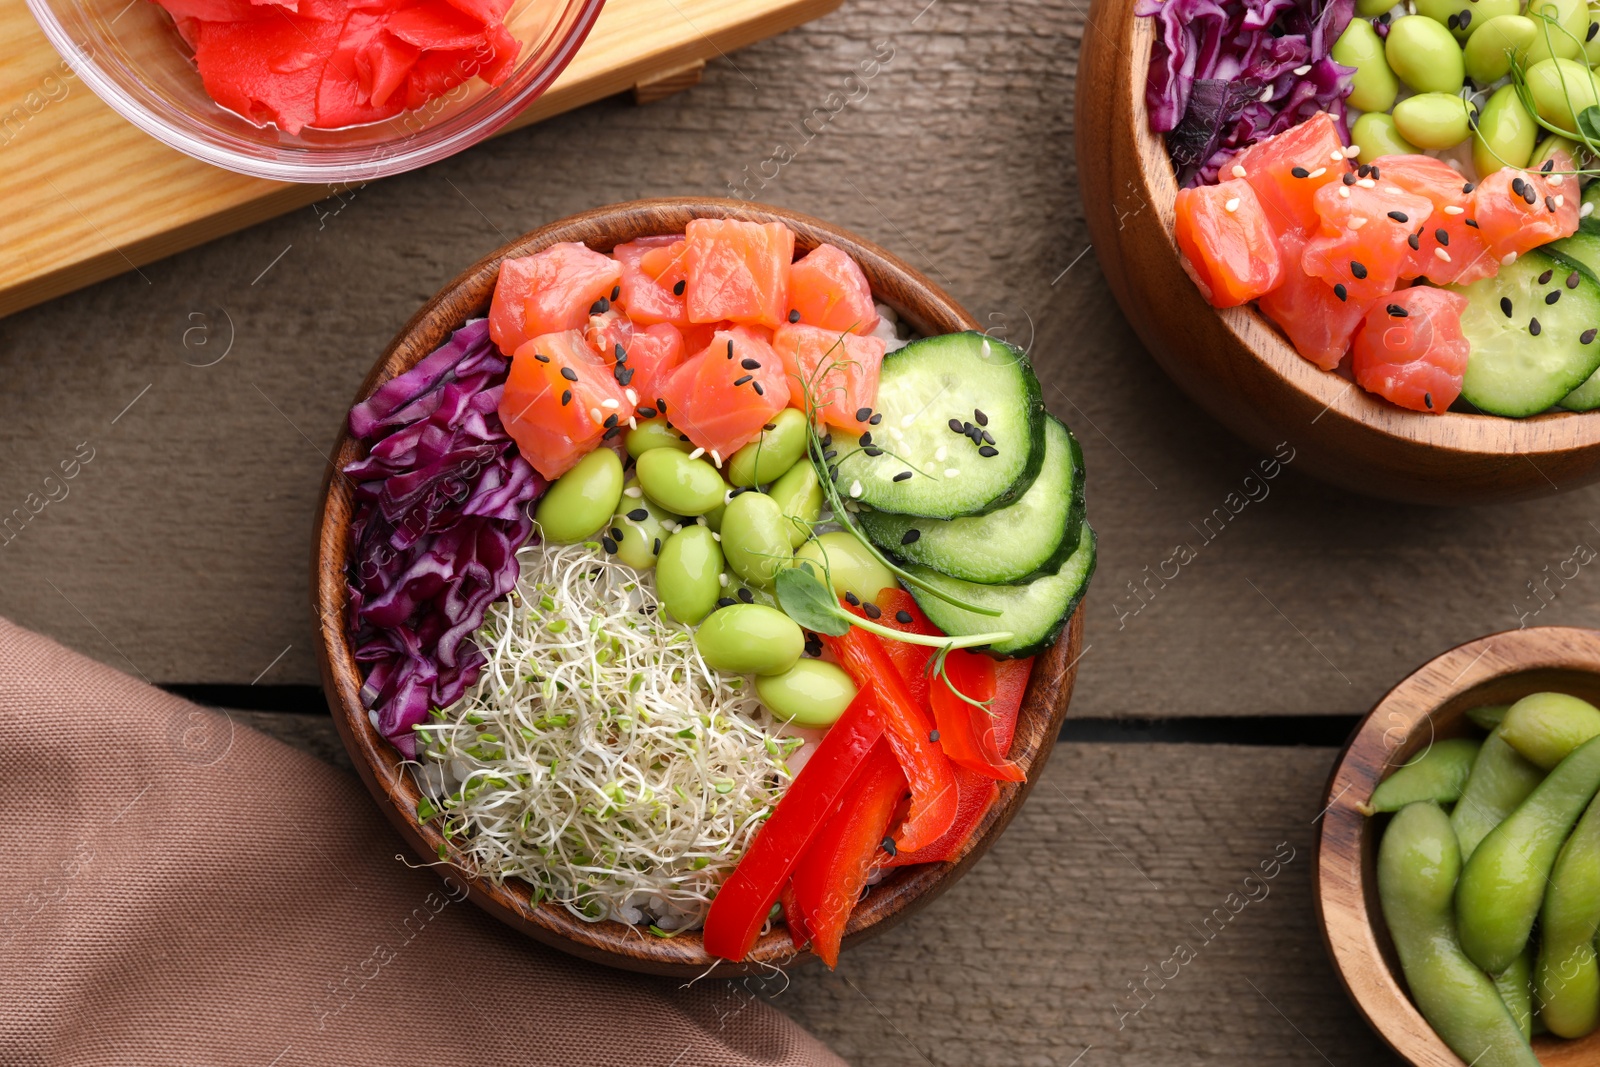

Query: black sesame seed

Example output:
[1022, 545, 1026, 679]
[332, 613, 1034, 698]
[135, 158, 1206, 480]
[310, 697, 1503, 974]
[844, 591, 859, 606]
[738, 588, 755, 604]
[788, 309, 801, 323]
[1513, 177, 1528, 197]
[856, 406, 873, 422]
[1548, 291, 1562, 305]
[1463, 182, 1475, 194]
[824, 449, 838, 460]
[897, 610, 914, 624]
[652, 537, 661, 555]
[752, 381, 766, 397]
[1540, 269, 1554, 285]
[728, 486, 754, 498]
[638, 406, 658, 419]
[1291, 166, 1310, 178]
[1407, 234, 1420, 251]
[1371, 165, 1381, 180]
[604, 414, 619, 429]
[1334, 283, 1348, 302]
[763, 422, 777, 431]
[626, 508, 648, 522]
[602, 425, 621, 440]
[616, 367, 635, 386]
[1526, 185, 1539, 206]
[560, 366, 579, 381]
[561, 389, 572, 406]
[829, 466, 839, 482]
[1424, 392, 1434, 410]
[1351, 261, 1368, 279]
[1458, 9, 1470, 26]
[657, 398, 668, 413]
[1589, 19, 1597, 39]
[821, 433, 833, 447]
[1378, 10, 1389, 20]
[1358, 164, 1371, 178]
[1531, 317, 1543, 336]
[1387, 211, 1409, 223]
[978, 445, 999, 458]
[590, 297, 610, 314]
[741, 358, 761, 370]
[1436, 228, 1449, 246]
[974, 409, 989, 426]
[893, 470, 913, 482]
[859, 432, 873, 447]
[1584, 329, 1598, 345]
[948, 418, 965, 433]
[863, 603, 881, 619]
[1570, 272, 1583, 290]
[864, 446, 883, 456]
[611, 285, 621, 301]
[1465, 218, 1479, 228]
[601, 536, 618, 553]
[1501, 296, 1514, 318]
[672, 279, 686, 296]
[1342, 172, 1357, 186]
[534, 353, 551, 363]
[1547, 195, 1559, 213]
[734, 375, 753, 386]
[982, 430, 996, 445]
[726, 340, 735, 359]
[1543, 159, 1555, 173]
[615, 343, 627, 361]
[1387, 303, 1408, 318]
[716, 597, 736, 608]
[869, 413, 882, 425]
[882, 837, 897, 857]
[901, 529, 921, 544]
[611, 527, 624, 541]
[1445, 11, 1458, 27]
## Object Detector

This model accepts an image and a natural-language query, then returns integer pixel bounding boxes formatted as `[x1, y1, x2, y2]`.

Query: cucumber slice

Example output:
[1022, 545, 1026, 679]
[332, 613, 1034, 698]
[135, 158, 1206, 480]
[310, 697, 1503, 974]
[1583, 180, 1600, 219]
[859, 415, 1084, 584]
[906, 522, 1095, 659]
[1454, 249, 1600, 417]
[831, 332, 1045, 519]
[1548, 223, 1600, 410]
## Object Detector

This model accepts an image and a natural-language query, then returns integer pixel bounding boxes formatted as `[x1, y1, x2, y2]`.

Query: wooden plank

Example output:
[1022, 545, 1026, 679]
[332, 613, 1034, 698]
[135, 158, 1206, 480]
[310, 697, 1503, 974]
[0, 0, 842, 318]
[245, 712, 1405, 1066]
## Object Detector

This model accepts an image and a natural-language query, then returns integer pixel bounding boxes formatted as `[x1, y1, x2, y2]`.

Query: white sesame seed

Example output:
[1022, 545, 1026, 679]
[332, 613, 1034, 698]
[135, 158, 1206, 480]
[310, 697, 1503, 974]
[1550, 173, 1566, 186]
[1225, 197, 1241, 213]
[1330, 150, 1344, 162]
[944, 468, 960, 478]
[849, 479, 863, 499]
[624, 486, 643, 498]
[711, 450, 722, 467]
[1232, 164, 1248, 178]
[934, 445, 948, 462]
[625, 388, 638, 404]
[628, 417, 637, 430]
[1584, 202, 1595, 218]
[1349, 217, 1368, 229]
[900, 413, 916, 428]
[1339, 186, 1351, 199]
[689, 447, 705, 460]
[1435, 247, 1452, 263]
[1309, 167, 1327, 178]
[1346, 144, 1361, 157]
[601, 398, 620, 409]
[1259, 85, 1273, 102]
[1357, 178, 1376, 188]
[1556, 194, 1565, 207]
[1503, 252, 1518, 266]
[724, 489, 735, 504]
[1443, 205, 1464, 215]
[590, 407, 603, 422]
[711, 531, 722, 543]
[890, 427, 905, 441]
[660, 519, 678, 533]
[1387, 187, 1404, 195]
[1294, 64, 1312, 75]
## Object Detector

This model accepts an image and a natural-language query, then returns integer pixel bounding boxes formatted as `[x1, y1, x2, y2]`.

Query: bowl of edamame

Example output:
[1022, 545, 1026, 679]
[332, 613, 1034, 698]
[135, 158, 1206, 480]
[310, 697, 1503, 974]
[1317, 625, 1600, 1064]
[312, 198, 1094, 976]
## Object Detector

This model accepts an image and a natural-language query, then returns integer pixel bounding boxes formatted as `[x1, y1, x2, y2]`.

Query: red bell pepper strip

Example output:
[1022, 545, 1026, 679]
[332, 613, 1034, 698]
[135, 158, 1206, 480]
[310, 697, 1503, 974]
[930, 649, 1024, 782]
[823, 622, 959, 854]
[779, 882, 810, 950]
[703, 692, 884, 962]
[787, 742, 907, 967]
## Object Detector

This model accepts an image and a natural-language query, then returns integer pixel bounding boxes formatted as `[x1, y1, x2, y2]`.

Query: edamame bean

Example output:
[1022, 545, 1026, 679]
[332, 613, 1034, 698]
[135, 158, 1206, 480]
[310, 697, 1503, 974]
[1365, 738, 1481, 812]
[1393, 92, 1476, 150]
[1500, 691, 1600, 769]
[1525, 57, 1600, 133]
[1524, 0, 1591, 64]
[1386, 15, 1468, 92]
[1333, 20, 1401, 113]
[1532, 132, 1582, 168]
[1585, 5, 1600, 63]
[726, 409, 809, 488]
[1457, 735, 1600, 974]
[533, 447, 624, 544]
[724, 580, 777, 608]
[1465, 15, 1539, 82]
[625, 418, 695, 459]
[767, 460, 823, 547]
[1356, 0, 1392, 15]
[693, 603, 804, 676]
[607, 479, 677, 570]
[1473, 84, 1539, 176]
[1496, 946, 1536, 1042]
[1467, 703, 1512, 731]
[701, 502, 726, 532]
[1536, 788, 1600, 1037]
[656, 524, 724, 624]
[755, 660, 859, 727]
[1379, 803, 1541, 1067]
[1352, 111, 1421, 159]
[1452, 729, 1546, 859]
[794, 531, 898, 601]
[720, 491, 794, 587]
[1418, 0, 1519, 41]
[635, 447, 728, 516]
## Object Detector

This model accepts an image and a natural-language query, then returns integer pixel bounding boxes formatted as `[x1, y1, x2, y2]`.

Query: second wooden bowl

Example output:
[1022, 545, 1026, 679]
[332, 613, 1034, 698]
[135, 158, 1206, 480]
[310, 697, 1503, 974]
[311, 198, 1088, 977]
[1316, 625, 1600, 1064]
[1075, 0, 1600, 506]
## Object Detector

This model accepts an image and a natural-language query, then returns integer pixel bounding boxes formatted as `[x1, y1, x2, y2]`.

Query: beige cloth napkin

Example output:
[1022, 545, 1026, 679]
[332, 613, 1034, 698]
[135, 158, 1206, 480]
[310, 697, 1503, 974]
[0, 619, 842, 1066]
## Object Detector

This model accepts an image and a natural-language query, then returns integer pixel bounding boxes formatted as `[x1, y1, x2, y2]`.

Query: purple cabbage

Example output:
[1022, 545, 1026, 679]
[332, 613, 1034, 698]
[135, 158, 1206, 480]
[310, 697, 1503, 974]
[344, 318, 547, 758]
[1138, 0, 1356, 186]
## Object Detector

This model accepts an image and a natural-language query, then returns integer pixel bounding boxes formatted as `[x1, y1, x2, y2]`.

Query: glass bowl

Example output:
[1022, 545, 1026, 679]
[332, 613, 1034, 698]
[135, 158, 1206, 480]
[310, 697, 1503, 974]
[25, 0, 606, 182]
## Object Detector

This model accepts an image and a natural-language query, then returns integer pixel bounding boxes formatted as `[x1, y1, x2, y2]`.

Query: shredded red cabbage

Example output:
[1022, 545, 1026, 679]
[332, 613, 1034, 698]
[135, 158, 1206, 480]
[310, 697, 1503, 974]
[344, 318, 546, 758]
[1138, 0, 1356, 186]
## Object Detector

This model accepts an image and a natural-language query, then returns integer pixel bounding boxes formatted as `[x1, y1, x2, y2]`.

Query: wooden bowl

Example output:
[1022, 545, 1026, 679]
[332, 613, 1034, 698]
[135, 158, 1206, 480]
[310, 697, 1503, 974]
[1076, 0, 1600, 506]
[1316, 625, 1600, 1064]
[311, 198, 1088, 977]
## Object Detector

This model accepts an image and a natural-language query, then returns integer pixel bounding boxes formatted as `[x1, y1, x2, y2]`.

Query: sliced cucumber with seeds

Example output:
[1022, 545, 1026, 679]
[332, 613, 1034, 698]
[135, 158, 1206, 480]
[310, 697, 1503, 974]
[906, 522, 1095, 658]
[831, 332, 1045, 519]
[1453, 248, 1600, 417]
[1547, 221, 1600, 410]
[859, 415, 1084, 584]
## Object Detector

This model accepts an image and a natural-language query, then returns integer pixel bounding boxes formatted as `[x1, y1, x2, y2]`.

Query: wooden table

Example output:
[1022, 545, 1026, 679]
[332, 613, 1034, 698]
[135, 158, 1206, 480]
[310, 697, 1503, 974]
[11, 0, 1596, 1060]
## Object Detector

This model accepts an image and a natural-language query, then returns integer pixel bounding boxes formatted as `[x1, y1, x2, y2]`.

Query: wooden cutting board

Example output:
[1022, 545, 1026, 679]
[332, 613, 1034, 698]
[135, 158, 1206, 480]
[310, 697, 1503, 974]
[0, 0, 841, 319]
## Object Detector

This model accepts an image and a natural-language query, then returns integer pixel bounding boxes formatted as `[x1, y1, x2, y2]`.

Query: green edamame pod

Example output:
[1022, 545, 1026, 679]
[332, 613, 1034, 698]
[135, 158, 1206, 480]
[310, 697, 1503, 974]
[1352, 112, 1421, 159]
[1524, 0, 1591, 64]
[1473, 85, 1540, 177]
[1333, 20, 1400, 113]
[720, 491, 795, 587]
[1524, 57, 1600, 134]
[607, 480, 678, 570]
[1452, 730, 1545, 860]
[767, 460, 823, 548]
[635, 448, 728, 516]
[693, 603, 804, 676]
[625, 418, 694, 458]
[1536, 788, 1600, 1037]
[1500, 691, 1600, 769]
[1379, 803, 1540, 1067]
[794, 531, 898, 601]
[533, 447, 624, 544]
[1365, 738, 1481, 813]
[1465, 15, 1539, 82]
[726, 409, 809, 488]
[1496, 944, 1536, 1042]
[755, 659, 859, 727]
[1466, 703, 1512, 732]
[1418, 0, 1519, 41]
[656, 524, 724, 625]
[1457, 735, 1600, 974]
[1386, 16, 1468, 93]
[1393, 92, 1476, 151]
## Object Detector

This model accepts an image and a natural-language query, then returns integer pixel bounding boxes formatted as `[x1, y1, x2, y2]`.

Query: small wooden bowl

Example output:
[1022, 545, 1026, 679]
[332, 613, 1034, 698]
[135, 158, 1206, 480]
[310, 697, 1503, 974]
[1076, 0, 1600, 506]
[311, 198, 1087, 977]
[1316, 625, 1600, 1064]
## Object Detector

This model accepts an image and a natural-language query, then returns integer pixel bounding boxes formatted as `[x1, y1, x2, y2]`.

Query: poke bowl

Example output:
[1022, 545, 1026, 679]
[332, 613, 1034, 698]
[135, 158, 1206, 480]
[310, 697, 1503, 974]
[312, 198, 1094, 976]
[1077, 0, 1600, 506]
[1317, 626, 1600, 1065]
[25, 0, 604, 181]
